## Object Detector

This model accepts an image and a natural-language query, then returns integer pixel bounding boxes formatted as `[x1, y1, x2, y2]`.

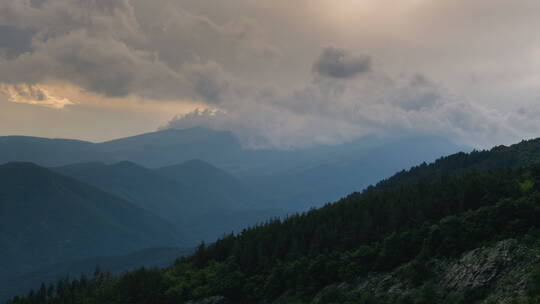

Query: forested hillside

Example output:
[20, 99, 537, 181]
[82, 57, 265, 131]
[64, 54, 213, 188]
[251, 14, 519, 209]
[8, 139, 540, 304]
[377, 137, 540, 189]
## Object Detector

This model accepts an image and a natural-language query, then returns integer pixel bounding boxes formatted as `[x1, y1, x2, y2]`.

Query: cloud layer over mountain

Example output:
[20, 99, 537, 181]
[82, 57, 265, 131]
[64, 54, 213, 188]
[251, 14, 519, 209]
[1, 0, 540, 147]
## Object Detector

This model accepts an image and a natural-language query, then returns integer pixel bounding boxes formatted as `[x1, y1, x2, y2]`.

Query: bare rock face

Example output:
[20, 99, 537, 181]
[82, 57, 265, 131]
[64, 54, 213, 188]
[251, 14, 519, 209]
[442, 239, 520, 291]
[185, 296, 229, 304]
[354, 272, 407, 296]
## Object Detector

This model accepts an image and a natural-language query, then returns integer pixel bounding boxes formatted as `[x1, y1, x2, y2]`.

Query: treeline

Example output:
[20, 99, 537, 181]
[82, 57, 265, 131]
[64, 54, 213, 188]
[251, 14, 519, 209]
[8, 156, 540, 303]
[377, 137, 540, 189]
[200, 166, 531, 275]
[9, 188, 540, 303]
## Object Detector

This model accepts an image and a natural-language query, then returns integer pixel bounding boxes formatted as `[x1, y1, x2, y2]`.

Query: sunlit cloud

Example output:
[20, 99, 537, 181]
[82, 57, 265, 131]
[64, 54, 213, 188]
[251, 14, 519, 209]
[0, 83, 74, 109]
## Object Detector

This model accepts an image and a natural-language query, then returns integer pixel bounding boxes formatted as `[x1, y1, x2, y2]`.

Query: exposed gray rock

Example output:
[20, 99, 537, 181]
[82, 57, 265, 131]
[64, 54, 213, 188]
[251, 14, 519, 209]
[185, 295, 229, 304]
[313, 238, 537, 303]
[442, 239, 520, 291]
[354, 271, 406, 296]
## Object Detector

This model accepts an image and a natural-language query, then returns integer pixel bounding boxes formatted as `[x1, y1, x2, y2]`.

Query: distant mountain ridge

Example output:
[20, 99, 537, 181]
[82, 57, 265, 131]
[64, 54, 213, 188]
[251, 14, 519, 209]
[54, 160, 198, 222]
[0, 127, 469, 210]
[155, 159, 258, 210]
[0, 162, 182, 280]
[0, 128, 239, 168]
[0, 137, 112, 167]
[54, 159, 283, 244]
[241, 135, 470, 210]
[97, 128, 242, 168]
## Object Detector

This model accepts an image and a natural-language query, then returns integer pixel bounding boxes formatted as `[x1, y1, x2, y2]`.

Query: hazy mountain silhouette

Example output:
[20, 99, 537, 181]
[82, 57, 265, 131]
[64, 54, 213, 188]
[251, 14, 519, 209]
[241, 135, 470, 210]
[155, 159, 258, 209]
[55, 159, 283, 244]
[0, 162, 182, 280]
[97, 128, 242, 168]
[0, 137, 112, 167]
[0, 127, 468, 210]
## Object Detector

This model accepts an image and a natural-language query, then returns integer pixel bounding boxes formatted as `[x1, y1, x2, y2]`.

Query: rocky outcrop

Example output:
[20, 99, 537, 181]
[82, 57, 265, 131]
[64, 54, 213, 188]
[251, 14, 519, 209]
[353, 271, 407, 296]
[309, 238, 538, 304]
[184, 296, 230, 304]
[441, 239, 522, 291]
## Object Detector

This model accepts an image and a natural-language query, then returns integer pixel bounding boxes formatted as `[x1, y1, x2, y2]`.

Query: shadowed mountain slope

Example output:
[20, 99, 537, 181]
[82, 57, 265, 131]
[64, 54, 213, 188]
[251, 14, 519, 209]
[0, 162, 182, 280]
[0, 128, 468, 211]
[55, 160, 283, 244]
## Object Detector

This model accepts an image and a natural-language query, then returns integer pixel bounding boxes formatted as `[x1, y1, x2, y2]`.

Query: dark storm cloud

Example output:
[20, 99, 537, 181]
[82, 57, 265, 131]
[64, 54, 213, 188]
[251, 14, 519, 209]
[0, 25, 34, 58]
[186, 62, 230, 104]
[0, 29, 190, 98]
[0, 0, 271, 102]
[312, 47, 371, 79]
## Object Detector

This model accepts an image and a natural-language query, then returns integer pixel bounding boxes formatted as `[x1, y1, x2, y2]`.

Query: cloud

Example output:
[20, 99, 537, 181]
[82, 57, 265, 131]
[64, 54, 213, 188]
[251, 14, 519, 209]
[0, 0, 275, 103]
[0, 30, 193, 99]
[387, 75, 442, 111]
[0, 25, 34, 58]
[1, 0, 540, 149]
[167, 47, 540, 149]
[184, 61, 230, 104]
[312, 47, 371, 79]
[0, 83, 73, 109]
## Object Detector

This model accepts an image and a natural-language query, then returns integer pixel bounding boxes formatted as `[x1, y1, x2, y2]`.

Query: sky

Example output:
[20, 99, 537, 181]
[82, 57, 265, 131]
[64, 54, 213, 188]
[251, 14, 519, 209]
[1, 0, 540, 148]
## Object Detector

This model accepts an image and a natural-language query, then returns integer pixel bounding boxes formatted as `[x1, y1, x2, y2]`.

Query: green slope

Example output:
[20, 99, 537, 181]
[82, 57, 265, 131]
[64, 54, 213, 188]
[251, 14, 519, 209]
[376, 137, 540, 189]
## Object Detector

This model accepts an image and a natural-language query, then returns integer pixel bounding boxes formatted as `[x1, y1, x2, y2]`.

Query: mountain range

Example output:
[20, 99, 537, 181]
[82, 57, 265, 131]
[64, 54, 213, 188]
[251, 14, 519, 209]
[0, 159, 277, 301]
[5, 137, 540, 303]
[0, 162, 182, 280]
[0, 127, 481, 303]
[54, 159, 282, 244]
[0, 127, 468, 210]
